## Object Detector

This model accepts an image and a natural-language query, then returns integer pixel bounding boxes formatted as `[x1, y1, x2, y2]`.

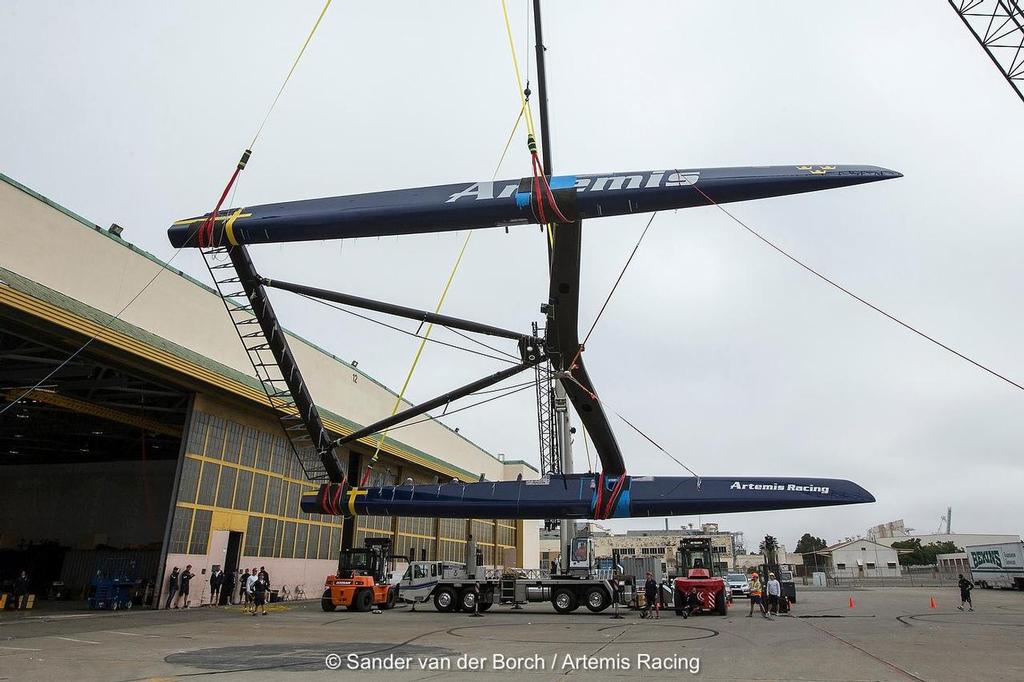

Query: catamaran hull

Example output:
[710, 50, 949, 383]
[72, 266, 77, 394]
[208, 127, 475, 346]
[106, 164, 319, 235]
[169, 165, 900, 247]
[300, 474, 873, 520]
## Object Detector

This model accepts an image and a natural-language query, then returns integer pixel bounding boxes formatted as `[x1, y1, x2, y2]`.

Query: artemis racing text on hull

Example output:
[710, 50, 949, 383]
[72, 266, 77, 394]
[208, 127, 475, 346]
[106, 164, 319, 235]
[168, 164, 900, 247]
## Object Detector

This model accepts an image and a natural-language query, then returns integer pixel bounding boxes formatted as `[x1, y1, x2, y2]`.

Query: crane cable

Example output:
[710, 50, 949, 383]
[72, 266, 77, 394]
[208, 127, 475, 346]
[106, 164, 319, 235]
[358, 102, 531, 486]
[198, 0, 333, 248]
[500, 0, 569, 231]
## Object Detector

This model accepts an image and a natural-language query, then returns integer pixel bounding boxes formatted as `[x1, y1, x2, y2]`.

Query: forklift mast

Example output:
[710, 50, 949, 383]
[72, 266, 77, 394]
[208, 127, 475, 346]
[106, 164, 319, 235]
[676, 538, 716, 578]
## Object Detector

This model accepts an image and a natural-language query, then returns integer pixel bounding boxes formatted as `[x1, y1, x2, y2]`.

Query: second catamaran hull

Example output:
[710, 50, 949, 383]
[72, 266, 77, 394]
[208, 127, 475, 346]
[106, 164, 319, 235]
[300, 473, 873, 520]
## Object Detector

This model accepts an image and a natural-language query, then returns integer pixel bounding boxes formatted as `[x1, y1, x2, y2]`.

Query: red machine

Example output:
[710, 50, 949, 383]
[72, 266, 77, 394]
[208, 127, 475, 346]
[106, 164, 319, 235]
[673, 538, 728, 616]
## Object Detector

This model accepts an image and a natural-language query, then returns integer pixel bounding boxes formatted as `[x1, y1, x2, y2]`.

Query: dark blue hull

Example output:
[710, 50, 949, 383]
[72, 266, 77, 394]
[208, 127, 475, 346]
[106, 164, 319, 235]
[169, 165, 899, 247]
[300, 474, 874, 520]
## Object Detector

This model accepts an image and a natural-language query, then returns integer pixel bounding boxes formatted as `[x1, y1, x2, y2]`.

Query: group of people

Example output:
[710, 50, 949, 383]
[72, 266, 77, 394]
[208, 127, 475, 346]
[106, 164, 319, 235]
[748, 571, 787, 618]
[163, 565, 194, 609]
[163, 565, 271, 615]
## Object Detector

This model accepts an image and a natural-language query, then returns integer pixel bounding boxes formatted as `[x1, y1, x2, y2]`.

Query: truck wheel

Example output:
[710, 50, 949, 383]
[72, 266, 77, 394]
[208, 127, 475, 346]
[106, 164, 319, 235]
[434, 587, 456, 612]
[716, 590, 727, 616]
[350, 589, 373, 612]
[383, 586, 398, 610]
[674, 589, 684, 616]
[458, 588, 478, 612]
[551, 588, 577, 614]
[321, 589, 337, 612]
[585, 587, 610, 612]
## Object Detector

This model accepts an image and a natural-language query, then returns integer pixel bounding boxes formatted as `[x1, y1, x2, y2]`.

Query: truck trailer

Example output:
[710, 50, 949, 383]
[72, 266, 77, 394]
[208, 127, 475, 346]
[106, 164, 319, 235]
[396, 535, 633, 614]
[966, 542, 1024, 590]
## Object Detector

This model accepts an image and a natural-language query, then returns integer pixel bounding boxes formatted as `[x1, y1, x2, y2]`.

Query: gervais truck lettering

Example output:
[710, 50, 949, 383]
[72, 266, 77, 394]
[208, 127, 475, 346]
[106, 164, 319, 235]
[730, 482, 831, 495]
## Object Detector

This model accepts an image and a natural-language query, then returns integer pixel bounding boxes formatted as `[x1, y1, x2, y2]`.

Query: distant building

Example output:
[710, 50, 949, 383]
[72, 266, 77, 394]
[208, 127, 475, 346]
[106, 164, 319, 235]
[866, 520, 1019, 550]
[936, 552, 970, 578]
[823, 538, 901, 578]
[539, 522, 741, 574]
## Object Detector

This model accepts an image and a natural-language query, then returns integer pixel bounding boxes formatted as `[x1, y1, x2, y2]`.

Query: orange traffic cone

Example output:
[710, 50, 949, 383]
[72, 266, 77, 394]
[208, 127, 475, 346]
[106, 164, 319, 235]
[848, 596, 855, 608]
[929, 596, 937, 609]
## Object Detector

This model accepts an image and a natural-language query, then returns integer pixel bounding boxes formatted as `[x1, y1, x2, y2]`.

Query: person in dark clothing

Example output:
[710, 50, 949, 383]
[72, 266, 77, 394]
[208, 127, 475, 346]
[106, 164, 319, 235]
[641, 572, 659, 619]
[177, 565, 194, 608]
[957, 574, 974, 611]
[222, 570, 236, 606]
[13, 570, 29, 610]
[209, 568, 222, 606]
[165, 567, 180, 609]
[258, 566, 269, 589]
[251, 575, 269, 616]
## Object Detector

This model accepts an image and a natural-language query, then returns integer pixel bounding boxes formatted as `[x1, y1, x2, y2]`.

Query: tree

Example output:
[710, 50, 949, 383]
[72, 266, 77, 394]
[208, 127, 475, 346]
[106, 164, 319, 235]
[758, 536, 779, 561]
[891, 539, 962, 565]
[795, 533, 828, 554]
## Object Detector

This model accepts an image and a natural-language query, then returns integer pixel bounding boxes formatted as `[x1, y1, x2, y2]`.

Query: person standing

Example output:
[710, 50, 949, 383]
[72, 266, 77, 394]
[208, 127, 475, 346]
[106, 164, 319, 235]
[164, 567, 180, 609]
[766, 572, 781, 616]
[13, 570, 29, 610]
[251, 573, 269, 616]
[748, 572, 768, 619]
[222, 569, 235, 606]
[246, 568, 259, 613]
[642, 572, 659, 619]
[177, 565, 194, 609]
[209, 568, 222, 606]
[957, 574, 974, 612]
[258, 566, 270, 590]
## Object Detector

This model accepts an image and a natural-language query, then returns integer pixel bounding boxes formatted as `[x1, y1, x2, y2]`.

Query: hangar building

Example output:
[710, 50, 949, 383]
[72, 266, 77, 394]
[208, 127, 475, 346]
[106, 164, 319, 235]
[0, 173, 538, 606]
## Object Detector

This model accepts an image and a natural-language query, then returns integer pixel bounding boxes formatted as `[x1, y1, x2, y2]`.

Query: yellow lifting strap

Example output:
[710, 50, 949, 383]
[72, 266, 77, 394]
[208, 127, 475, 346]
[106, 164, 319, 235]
[363, 234, 473, 478]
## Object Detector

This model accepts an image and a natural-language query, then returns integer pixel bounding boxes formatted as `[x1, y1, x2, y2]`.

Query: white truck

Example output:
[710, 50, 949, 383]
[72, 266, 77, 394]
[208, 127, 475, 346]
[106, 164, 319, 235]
[395, 535, 631, 614]
[966, 542, 1024, 590]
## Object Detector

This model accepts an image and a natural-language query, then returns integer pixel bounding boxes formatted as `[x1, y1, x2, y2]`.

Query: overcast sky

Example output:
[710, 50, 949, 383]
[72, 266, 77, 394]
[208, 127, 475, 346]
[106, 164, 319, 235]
[3, 1, 1023, 551]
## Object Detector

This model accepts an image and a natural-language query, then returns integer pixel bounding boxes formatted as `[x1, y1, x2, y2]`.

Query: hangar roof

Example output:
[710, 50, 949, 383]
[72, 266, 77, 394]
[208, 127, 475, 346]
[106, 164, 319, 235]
[0, 172, 537, 481]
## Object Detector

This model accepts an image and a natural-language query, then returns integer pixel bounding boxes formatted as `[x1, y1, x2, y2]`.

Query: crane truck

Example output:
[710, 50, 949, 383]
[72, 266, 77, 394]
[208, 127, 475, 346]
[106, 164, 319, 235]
[396, 534, 632, 614]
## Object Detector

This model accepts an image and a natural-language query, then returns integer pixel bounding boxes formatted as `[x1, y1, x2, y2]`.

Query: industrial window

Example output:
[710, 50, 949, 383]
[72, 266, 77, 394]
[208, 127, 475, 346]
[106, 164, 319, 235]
[197, 462, 219, 506]
[887, 562, 897, 569]
[866, 562, 876, 569]
[309, 525, 322, 559]
[265, 476, 283, 516]
[836, 563, 846, 570]
[295, 523, 309, 559]
[281, 522, 296, 559]
[223, 421, 242, 463]
[260, 518, 278, 557]
[318, 524, 330, 559]
[190, 509, 212, 554]
[239, 427, 259, 468]
[244, 516, 262, 556]
[205, 415, 226, 459]
[616, 548, 636, 555]
[233, 470, 252, 511]
[275, 438, 290, 475]
[216, 466, 236, 508]
[178, 457, 200, 504]
[187, 411, 208, 455]
[168, 506, 192, 554]
[250, 473, 268, 513]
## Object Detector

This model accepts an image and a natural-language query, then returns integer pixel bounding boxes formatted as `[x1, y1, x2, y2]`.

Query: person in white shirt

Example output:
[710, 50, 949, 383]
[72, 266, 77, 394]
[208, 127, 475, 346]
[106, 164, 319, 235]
[766, 573, 782, 616]
[245, 569, 259, 613]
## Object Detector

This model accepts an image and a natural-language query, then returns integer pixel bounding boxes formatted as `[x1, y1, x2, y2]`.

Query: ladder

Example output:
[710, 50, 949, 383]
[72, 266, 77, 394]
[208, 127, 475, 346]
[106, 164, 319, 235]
[199, 245, 329, 482]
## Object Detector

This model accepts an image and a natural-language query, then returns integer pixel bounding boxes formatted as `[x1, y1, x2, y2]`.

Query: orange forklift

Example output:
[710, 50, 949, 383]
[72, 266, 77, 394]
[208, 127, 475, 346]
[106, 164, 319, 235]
[321, 537, 400, 612]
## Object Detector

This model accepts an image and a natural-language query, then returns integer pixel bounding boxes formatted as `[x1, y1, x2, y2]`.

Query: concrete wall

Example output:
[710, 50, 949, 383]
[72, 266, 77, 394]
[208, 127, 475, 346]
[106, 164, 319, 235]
[0, 177, 514, 481]
[161, 551, 336, 606]
[0, 460, 176, 549]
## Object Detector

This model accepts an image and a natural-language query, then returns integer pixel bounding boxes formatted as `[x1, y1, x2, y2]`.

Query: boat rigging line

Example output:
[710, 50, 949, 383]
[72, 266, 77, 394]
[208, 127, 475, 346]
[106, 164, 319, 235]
[687, 182, 1024, 394]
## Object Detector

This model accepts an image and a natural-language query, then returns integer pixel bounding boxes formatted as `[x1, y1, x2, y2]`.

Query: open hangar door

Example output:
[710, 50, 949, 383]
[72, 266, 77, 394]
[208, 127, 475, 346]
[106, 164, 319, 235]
[0, 321, 188, 606]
